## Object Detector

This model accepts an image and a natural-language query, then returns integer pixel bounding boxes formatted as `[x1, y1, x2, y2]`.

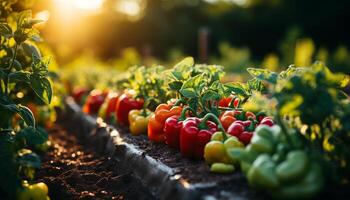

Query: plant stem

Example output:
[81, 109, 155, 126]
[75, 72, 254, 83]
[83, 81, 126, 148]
[5, 44, 18, 95]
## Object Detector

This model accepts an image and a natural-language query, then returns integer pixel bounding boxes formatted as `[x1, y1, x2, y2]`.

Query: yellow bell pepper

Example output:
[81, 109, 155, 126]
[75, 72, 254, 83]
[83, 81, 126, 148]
[128, 109, 151, 135]
[204, 132, 244, 165]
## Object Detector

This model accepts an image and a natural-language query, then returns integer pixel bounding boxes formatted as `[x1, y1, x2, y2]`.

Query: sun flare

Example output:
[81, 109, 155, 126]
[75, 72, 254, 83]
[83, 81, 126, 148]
[53, 0, 104, 12]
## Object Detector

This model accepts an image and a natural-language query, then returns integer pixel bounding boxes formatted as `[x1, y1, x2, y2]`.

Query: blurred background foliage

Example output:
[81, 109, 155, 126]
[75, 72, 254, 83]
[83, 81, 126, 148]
[11, 0, 350, 74]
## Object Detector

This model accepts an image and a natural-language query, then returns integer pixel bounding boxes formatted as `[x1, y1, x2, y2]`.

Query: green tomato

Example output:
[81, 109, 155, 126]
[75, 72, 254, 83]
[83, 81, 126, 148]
[210, 163, 235, 173]
[224, 136, 244, 149]
[211, 131, 231, 142]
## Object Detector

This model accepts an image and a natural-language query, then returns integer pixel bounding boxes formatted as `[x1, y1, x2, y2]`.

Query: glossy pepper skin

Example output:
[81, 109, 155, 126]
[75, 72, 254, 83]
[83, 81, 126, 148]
[219, 110, 236, 130]
[98, 92, 119, 122]
[164, 115, 183, 148]
[17, 181, 49, 200]
[128, 109, 151, 135]
[72, 87, 89, 105]
[164, 106, 194, 149]
[115, 93, 144, 126]
[148, 103, 182, 143]
[219, 96, 239, 108]
[204, 134, 244, 165]
[82, 90, 108, 115]
[180, 114, 219, 159]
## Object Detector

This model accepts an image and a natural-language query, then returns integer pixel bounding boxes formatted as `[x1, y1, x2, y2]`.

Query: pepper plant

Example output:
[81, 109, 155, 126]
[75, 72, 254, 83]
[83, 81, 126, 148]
[0, 1, 52, 198]
[245, 62, 350, 186]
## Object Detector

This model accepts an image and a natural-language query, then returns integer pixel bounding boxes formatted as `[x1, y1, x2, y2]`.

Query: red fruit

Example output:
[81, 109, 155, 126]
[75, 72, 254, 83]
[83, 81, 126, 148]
[233, 98, 240, 108]
[227, 122, 244, 137]
[115, 93, 144, 126]
[219, 97, 232, 107]
[234, 120, 244, 126]
[234, 110, 242, 116]
[260, 117, 274, 127]
[72, 87, 89, 104]
[245, 111, 256, 120]
[83, 90, 107, 114]
[242, 120, 252, 127]
[239, 131, 253, 145]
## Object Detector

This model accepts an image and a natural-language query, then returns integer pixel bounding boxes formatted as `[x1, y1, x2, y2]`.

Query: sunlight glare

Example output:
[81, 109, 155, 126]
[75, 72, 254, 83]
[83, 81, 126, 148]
[115, 0, 141, 17]
[53, 0, 104, 12]
[73, 0, 104, 11]
[35, 10, 50, 22]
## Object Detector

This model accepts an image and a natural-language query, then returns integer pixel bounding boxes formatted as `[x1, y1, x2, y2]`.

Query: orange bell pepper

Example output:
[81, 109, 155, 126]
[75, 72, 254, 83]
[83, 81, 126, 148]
[220, 110, 236, 130]
[148, 103, 182, 142]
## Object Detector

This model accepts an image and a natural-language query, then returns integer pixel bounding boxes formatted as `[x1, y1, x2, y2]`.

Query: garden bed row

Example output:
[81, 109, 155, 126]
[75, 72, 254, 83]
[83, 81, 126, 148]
[62, 97, 266, 200]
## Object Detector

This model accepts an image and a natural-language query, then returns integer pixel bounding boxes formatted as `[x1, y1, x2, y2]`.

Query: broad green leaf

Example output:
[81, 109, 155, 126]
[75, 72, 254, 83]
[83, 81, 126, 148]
[12, 59, 22, 70]
[225, 82, 248, 97]
[0, 23, 12, 38]
[202, 90, 221, 101]
[23, 19, 43, 28]
[17, 105, 35, 127]
[247, 68, 278, 84]
[16, 127, 48, 146]
[180, 88, 197, 98]
[174, 57, 194, 69]
[181, 74, 202, 89]
[168, 81, 183, 90]
[171, 71, 183, 80]
[22, 42, 41, 58]
[9, 71, 30, 83]
[0, 97, 35, 127]
[30, 75, 52, 104]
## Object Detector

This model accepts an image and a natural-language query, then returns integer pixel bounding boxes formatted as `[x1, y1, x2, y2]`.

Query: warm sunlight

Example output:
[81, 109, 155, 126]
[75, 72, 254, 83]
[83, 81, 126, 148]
[53, 0, 104, 12]
[115, 0, 142, 17]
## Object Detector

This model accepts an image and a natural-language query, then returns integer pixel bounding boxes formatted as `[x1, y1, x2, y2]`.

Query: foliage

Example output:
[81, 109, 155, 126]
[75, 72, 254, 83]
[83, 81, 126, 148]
[246, 62, 350, 185]
[0, 0, 52, 198]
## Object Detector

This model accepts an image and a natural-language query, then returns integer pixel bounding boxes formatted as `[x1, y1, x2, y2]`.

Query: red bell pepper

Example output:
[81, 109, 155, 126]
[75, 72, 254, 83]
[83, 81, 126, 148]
[180, 113, 224, 159]
[72, 87, 89, 105]
[115, 93, 144, 126]
[164, 107, 195, 149]
[99, 92, 119, 122]
[219, 96, 240, 108]
[82, 89, 108, 114]
[148, 103, 183, 142]
[259, 116, 274, 127]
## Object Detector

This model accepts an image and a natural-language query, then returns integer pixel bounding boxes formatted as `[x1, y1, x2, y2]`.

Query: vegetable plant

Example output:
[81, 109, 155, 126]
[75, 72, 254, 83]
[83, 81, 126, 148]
[0, 1, 52, 198]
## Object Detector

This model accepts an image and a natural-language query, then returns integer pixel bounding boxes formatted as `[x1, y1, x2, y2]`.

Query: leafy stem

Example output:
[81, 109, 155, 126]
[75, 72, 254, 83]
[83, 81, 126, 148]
[5, 43, 18, 94]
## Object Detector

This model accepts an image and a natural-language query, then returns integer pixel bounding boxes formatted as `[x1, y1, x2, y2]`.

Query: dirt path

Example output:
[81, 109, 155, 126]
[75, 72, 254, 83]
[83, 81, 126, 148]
[36, 125, 155, 200]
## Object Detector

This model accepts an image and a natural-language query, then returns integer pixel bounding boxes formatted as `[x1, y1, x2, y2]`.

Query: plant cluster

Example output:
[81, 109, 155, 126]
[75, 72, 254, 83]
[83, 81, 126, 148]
[0, 1, 52, 199]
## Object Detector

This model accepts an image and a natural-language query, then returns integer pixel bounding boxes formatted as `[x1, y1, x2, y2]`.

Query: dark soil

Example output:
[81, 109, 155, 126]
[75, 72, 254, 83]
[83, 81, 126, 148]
[115, 126, 266, 199]
[36, 125, 155, 200]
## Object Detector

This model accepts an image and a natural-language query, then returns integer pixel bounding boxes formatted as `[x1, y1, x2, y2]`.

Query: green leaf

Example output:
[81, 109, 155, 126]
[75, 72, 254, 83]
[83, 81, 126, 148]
[0, 23, 12, 38]
[171, 71, 183, 80]
[174, 57, 194, 69]
[23, 19, 43, 28]
[16, 149, 41, 168]
[30, 75, 52, 104]
[168, 81, 183, 90]
[22, 42, 41, 58]
[0, 96, 35, 127]
[9, 71, 31, 83]
[12, 59, 22, 70]
[225, 82, 249, 97]
[17, 105, 35, 127]
[247, 68, 278, 84]
[17, 127, 48, 146]
[180, 88, 197, 98]
[202, 90, 221, 101]
[181, 74, 202, 89]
